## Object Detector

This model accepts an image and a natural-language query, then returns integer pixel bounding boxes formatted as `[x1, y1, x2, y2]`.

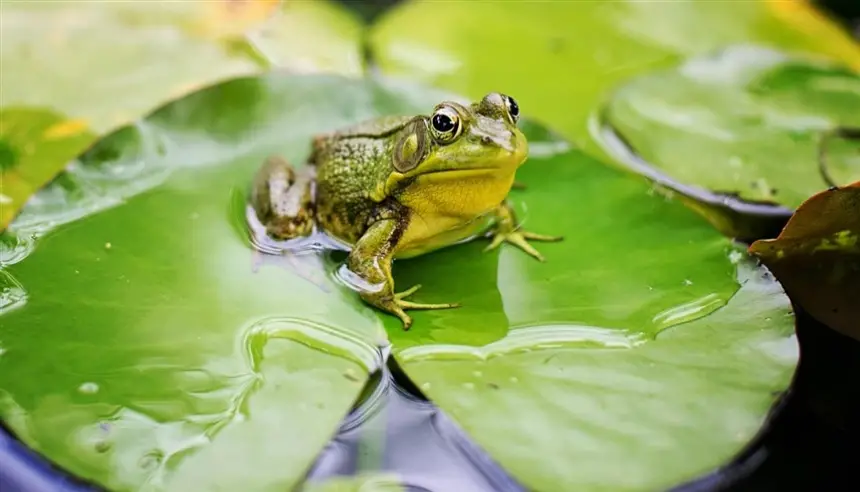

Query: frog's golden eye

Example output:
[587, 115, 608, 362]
[430, 106, 462, 144]
[503, 94, 519, 124]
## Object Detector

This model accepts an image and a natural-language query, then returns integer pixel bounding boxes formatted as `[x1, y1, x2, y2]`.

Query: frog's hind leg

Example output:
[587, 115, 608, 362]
[251, 155, 316, 240]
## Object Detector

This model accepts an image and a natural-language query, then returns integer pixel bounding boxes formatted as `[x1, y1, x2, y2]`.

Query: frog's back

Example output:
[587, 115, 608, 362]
[331, 115, 417, 139]
[311, 115, 417, 244]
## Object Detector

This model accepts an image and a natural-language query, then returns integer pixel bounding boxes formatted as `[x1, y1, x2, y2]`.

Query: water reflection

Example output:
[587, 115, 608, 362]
[304, 364, 525, 492]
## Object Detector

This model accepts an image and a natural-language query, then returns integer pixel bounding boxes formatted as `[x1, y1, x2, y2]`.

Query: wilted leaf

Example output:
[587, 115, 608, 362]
[749, 181, 860, 341]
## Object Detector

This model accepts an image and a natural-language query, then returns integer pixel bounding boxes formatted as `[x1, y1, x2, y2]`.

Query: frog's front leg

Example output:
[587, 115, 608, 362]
[347, 218, 459, 330]
[484, 201, 563, 262]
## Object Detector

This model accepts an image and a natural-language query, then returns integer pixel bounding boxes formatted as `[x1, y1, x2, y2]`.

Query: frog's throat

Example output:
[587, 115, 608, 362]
[380, 165, 517, 200]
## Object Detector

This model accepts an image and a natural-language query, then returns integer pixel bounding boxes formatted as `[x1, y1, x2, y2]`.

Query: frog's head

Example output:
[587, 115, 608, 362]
[386, 93, 527, 191]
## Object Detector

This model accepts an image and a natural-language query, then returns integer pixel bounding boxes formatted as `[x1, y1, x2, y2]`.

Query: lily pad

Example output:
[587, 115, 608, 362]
[601, 45, 860, 215]
[750, 180, 860, 341]
[0, 107, 96, 231]
[369, 0, 860, 162]
[0, 0, 363, 132]
[0, 74, 796, 491]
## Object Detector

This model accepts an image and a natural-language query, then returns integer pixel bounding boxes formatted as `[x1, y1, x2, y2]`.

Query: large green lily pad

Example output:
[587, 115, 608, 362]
[0, 74, 796, 491]
[602, 46, 860, 212]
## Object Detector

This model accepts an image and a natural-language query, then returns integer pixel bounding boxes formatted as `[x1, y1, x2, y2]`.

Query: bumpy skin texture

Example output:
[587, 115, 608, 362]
[251, 93, 562, 329]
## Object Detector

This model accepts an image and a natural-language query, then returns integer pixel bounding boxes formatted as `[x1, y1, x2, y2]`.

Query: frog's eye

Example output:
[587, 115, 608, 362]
[503, 95, 520, 123]
[430, 106, 462, 144]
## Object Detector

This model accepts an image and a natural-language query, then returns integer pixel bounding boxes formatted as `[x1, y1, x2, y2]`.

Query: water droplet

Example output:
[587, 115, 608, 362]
[652, 293, 726, 329]
[138, 451, 162, 470]
[78, 382, 100, 394]
[472, 370, 483, 378]
[684, 279, 693, 286]
[0, 270, 27, 315]
[342, 368, 360, 382]
[104, 242, 112, 250]
[94, 440, 111, 453]
[728, 250, 744, 264]
[420, 382, 431, 391]
[462, 382, 475, 390]
[509, 377, 519, 383]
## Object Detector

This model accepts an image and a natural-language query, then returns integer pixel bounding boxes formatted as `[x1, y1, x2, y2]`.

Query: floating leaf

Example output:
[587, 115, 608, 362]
[0, 0, 363, 133]
[0, 107, 96, 230]
[750, 181, 860, 341]
[601, 46, 860, 216]
[0, 74, 796, 492]
[398, 261, 796, 492]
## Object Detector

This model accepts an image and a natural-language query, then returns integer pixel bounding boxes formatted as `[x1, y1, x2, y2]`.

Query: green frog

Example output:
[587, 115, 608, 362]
[251, 92, 562, 330]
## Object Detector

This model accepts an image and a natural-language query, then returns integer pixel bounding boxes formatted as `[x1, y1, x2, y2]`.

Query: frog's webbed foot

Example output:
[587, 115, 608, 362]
[386, 284, 460, 330]
[484, 202, 562, 262]
[348, 219, 459, 330]
[251, 155, 315, 240]
[484, 230, 562, 262]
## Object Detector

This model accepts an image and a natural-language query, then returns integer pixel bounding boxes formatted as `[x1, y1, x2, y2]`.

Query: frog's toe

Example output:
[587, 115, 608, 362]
[507, 233, 546, 262]
[484, 230, 563, 262]
[395, 284, 459, 309]
[389, 304, 414, 331]
[395, 284, 422, 300]
[398, 299, 461, 310]
[521, 231, 563, 242]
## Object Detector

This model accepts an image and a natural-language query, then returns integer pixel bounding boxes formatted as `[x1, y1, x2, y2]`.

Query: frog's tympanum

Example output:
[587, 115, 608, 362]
[251, 93, 562, 329]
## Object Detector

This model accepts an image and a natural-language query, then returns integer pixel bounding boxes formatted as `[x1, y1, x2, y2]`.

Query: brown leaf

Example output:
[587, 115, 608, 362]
[749, 181, 860, 340]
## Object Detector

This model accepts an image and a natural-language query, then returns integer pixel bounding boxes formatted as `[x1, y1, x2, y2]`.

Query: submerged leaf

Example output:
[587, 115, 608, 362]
[750, 181, 860, 341]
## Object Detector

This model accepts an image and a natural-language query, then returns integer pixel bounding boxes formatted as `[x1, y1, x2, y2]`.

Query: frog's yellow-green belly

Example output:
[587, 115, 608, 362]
[391, 170, 513, 258]
[393, 213, 494, 259]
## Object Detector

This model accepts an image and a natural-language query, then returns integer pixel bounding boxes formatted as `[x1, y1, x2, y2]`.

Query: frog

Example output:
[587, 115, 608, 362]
[250, 92, 562, 330]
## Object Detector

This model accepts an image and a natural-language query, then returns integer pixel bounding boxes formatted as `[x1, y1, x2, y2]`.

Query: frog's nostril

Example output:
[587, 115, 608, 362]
[482, 136, 492, 144]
